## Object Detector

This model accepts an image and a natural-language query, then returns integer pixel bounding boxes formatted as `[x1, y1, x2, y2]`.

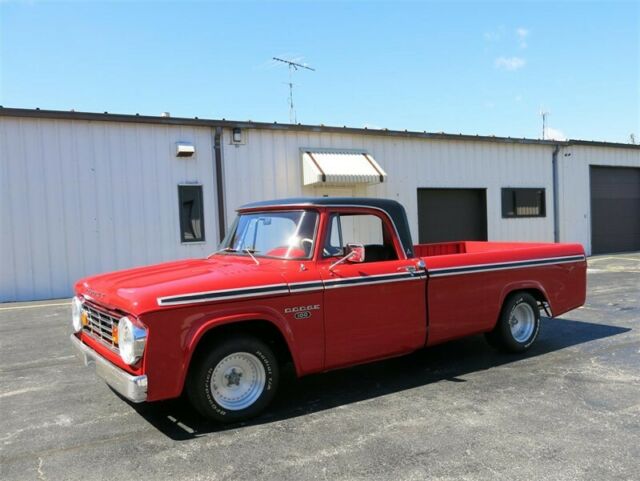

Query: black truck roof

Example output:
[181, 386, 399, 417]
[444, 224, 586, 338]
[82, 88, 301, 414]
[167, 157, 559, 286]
[239, 197, 415, 257]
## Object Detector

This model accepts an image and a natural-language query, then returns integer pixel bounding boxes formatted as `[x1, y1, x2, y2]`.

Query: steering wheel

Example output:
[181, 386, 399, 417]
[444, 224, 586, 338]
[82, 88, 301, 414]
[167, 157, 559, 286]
[322, 246, 343, 257]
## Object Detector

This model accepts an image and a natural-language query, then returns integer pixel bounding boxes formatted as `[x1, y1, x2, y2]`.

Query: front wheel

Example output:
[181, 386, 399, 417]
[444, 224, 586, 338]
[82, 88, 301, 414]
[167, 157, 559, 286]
[187, 336, 279, 423]
[485, 292, 540, 353]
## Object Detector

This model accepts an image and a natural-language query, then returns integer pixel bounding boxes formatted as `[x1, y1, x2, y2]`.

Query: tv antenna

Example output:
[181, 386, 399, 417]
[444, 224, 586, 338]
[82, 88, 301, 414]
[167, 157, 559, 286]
[273, 57, 315, 123]
[540, 109, 550, 139]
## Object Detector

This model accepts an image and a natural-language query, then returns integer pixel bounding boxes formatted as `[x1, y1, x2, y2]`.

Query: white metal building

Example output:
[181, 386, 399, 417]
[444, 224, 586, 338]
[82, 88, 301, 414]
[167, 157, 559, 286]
[1, 108, 639, 302]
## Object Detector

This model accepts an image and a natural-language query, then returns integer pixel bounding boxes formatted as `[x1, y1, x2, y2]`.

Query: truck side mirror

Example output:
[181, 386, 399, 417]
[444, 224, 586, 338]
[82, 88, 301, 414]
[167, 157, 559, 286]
[346, 243, 365, 263]
[329, 243, 365, 270]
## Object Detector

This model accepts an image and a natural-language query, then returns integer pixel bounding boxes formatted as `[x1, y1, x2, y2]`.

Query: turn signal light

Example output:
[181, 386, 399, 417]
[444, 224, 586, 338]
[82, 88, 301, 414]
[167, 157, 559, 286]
[112, 326, 118, 344]
[81, 310, 89, 327]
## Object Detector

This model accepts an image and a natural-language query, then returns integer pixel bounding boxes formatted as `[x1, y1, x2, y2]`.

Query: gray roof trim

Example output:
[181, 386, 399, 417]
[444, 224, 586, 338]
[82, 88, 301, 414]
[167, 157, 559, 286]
[1, 107, 638, 150]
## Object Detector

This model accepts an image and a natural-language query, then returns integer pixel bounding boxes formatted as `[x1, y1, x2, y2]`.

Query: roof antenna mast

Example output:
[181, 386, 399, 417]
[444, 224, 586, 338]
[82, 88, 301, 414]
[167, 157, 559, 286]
[540, 109, 550, 140]
[273, 57, 315, 124]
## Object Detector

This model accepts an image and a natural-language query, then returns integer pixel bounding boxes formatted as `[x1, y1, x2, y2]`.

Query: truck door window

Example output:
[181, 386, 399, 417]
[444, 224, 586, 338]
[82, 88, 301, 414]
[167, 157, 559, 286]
[323, 213, 398, 262]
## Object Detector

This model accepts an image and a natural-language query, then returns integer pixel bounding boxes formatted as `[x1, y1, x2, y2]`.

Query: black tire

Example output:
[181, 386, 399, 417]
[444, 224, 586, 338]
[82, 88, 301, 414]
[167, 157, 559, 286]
[187, 336, 279, 423]
[485, 292, 540, 353]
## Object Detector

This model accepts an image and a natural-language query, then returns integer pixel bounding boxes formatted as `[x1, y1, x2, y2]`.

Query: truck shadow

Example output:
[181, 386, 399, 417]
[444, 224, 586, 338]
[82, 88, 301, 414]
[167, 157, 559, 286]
[127, 317, 629, 440]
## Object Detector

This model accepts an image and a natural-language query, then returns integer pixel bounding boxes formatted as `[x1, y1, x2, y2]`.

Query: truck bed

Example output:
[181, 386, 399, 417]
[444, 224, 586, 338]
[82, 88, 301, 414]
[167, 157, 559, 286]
[414, 240, 557, 257]
[414, 241, 587, 346]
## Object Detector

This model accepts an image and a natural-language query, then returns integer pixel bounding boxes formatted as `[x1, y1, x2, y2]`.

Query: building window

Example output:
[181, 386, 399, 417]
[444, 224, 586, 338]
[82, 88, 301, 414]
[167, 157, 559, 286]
[178, 185, 205, 242]
[502, 188, 546, 218]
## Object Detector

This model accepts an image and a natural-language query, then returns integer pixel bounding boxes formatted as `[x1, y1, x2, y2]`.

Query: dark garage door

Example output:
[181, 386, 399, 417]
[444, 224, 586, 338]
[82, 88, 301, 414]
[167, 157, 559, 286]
[417, 188, 487, 243]
[590, 166, 640, 254]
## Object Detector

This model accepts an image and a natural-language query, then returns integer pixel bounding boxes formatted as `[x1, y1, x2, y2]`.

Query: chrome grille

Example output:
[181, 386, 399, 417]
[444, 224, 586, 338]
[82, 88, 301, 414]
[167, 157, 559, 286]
[82, 301, 120, 351]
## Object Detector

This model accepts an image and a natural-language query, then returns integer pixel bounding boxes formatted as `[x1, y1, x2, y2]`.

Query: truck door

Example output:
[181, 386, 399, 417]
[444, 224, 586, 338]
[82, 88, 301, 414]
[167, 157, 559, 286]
[319, 210, 427, 369]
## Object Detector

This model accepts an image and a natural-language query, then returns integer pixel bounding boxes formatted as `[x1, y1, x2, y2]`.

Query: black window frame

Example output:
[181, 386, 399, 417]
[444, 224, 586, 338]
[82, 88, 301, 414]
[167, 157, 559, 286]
[178, 184, 206, 243]
[501, 187, 546, 218]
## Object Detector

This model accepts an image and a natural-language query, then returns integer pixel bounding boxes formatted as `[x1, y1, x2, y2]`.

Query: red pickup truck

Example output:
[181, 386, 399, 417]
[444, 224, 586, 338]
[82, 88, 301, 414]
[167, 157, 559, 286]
[71, 198, 586, 422]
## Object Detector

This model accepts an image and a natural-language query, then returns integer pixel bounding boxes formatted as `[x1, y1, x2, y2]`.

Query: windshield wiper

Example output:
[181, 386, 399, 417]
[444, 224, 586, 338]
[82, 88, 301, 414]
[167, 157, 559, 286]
[208, 247, 237, 257]
[208, 246, 260, 265]
[243, 248, 261, 266]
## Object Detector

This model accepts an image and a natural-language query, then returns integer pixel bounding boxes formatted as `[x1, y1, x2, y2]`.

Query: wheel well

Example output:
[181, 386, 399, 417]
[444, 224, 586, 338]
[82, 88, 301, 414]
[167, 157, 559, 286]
[491, 288, 549, 331]
[522, 288, 548, 305]
[189, 319, 294, 369]
[505, 288, 550, 311]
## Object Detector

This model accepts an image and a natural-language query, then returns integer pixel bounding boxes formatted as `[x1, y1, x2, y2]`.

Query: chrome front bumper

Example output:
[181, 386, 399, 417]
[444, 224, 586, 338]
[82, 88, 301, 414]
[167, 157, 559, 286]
[70, 334, 147, 403]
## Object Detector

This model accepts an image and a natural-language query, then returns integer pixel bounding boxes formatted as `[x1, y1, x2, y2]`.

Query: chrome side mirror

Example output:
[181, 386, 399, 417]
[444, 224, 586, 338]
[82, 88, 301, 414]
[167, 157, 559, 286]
[346, 243, 365, 263]
[329, 243, 365, 270]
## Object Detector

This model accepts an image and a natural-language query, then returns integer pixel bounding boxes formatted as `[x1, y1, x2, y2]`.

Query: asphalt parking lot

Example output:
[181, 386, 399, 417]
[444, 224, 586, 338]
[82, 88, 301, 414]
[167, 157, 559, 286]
[1, 254, 639, 481]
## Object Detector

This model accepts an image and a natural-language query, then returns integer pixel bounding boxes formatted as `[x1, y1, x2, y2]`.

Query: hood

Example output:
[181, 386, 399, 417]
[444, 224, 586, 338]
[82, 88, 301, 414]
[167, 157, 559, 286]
[75, 256, 289, 315]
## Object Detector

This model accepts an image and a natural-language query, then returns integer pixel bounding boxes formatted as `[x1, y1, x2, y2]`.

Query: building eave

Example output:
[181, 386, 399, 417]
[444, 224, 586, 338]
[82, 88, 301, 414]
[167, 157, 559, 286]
[1, 106, 638, 150]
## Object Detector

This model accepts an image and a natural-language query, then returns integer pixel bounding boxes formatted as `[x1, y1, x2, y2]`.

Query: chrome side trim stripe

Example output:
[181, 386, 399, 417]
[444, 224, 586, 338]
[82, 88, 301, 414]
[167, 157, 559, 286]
[157, 272, 423, 305]
[289, 280, 325, 293]
[324, 271, 419, 289]
[428, 254, 586, 278]
[157, 283, 289, 306]
[291, 271, 422, 292]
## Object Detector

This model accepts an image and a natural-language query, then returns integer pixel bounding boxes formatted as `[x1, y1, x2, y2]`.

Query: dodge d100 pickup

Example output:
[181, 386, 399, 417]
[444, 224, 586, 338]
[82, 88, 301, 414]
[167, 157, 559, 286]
[71, 197, 586, 422]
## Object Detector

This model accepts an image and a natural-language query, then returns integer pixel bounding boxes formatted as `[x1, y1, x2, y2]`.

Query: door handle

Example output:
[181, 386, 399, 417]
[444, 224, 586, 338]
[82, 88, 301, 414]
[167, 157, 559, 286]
[398, 260, 427, 275]
[398, 266, 417, 273]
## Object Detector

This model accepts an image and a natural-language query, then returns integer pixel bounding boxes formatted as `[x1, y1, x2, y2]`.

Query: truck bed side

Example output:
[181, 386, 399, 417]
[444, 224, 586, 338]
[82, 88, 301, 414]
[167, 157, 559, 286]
[416, 241, 587, 346]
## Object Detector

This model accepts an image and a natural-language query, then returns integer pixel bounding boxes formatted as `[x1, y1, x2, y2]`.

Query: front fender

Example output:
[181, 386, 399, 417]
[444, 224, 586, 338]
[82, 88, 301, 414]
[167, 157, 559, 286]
[184, 306, 301, 374]
[141, 302, 302, 402]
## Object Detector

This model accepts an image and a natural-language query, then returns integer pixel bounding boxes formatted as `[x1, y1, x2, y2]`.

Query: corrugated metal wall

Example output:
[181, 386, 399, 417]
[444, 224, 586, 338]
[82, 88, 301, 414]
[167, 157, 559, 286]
[222, 128, 555, 246]
[557, 145, 640, 254]
[1, 117, 220, 302]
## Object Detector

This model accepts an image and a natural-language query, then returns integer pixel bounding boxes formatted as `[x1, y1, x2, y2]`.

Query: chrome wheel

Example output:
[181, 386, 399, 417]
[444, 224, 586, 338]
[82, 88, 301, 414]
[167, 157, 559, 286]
[210, 352, 266, 411]
[509, 302, 536, 343]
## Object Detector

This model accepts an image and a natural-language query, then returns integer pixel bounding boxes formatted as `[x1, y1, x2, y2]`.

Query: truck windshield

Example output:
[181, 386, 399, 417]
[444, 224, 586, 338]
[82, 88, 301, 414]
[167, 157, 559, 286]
[216, 210, 318, 260]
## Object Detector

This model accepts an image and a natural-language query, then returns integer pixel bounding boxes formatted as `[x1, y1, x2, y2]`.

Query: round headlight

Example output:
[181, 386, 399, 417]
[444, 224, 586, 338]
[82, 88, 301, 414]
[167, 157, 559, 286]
[118, 316, 147, 365]
[71, 296, 84, 333]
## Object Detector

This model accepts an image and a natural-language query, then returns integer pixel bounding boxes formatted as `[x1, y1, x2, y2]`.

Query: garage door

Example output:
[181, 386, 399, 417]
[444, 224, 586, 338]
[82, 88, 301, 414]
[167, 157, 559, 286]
[590, 166, 640, 254]
[417, 188, 487, 243]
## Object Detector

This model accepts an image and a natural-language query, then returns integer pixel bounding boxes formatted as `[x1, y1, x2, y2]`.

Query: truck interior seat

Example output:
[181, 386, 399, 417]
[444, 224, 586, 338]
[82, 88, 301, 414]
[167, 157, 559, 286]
[364, 244, 397, 262]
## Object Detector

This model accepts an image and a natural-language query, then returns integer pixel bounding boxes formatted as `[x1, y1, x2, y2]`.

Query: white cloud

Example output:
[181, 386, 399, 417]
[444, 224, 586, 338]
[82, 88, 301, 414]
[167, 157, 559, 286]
[484, 26, 505, 42]
[484, 31, 500, 42]
[544, 127, 567, 141]
[495, 56, 526, 71]
[516, 27, 530, 48]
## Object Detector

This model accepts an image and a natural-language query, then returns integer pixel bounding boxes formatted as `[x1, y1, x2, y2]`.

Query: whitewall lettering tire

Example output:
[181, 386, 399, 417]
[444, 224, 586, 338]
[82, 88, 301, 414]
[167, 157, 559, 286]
[187, 336, 279, 423]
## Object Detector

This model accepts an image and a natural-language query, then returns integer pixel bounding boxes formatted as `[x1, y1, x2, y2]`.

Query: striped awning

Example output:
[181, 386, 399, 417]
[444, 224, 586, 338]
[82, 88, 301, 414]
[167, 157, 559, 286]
[302, 150, 387, 186]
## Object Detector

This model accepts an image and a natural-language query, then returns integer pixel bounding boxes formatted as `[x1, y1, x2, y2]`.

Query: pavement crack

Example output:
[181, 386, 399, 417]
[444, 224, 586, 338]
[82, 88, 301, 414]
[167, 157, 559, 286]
[36, 457, 47, 481]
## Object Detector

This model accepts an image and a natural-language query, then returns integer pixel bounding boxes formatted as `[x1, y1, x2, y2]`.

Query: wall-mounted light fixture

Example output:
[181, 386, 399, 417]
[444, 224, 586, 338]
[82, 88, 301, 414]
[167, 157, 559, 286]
[231, 127, 243, 144]
[176, 142, 195, 157]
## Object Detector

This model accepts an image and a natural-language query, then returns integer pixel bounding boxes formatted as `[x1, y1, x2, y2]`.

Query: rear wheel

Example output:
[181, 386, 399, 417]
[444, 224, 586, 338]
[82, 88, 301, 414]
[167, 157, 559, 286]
[485, 292, 540, 352]
[187, 336, 279, 423]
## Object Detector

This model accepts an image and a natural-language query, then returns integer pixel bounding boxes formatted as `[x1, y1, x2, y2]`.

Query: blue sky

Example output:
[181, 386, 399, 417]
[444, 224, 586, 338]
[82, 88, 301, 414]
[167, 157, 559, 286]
[1, 1, 638, 142]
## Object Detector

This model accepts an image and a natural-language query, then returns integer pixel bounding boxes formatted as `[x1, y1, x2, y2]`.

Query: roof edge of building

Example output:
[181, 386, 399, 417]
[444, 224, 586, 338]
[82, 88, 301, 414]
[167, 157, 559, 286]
[1, 106, 638, 150]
